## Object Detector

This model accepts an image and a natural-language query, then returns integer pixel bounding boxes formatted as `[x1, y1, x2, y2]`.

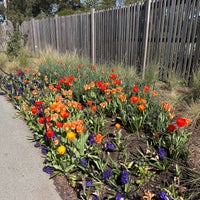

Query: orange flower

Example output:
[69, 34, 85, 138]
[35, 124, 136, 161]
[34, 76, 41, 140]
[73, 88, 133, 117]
[57, 61, 62, 65]
[151, 90, 158, 96]
[63, 122, 70, 131]
[24, 79, 29, 83]
[161, 102, 173, 112]
[140, 98, 147, 104]
[100, 102, 107, 108]
[51, 113, 58, 121]
[104, 89, 111, 95]
[94, 134, 103, 144]
[48, 84, 54, 90]
[111, 88, 117, 94]
[89, 81, 95, 88]
[169, 112, 175, 119]
[67, 89, 73, 96]
[50, 102, 57, 111]
[66, 131, 76, 141]
[91, 105, 97, 112]
[87, 100, 93, 106]
[22, 104, 28, 110]
[76, 125, 85, 134]
[138, 104, 146, 111]
[55, 95, 63, 102]
[84, 84, 90, 91]
[130, 96, 140, 104]
[116, 86, 123, 93]
[62, 90, 67, 96]
[32, 90, 38, 95]
[115, 123, 121, 129]
[118, 94, 126, 102]
[70, 121, 77, 130]
[52, 138, 59, 146]
[60, 111, 70, 118]
[142, 190, 156, 200]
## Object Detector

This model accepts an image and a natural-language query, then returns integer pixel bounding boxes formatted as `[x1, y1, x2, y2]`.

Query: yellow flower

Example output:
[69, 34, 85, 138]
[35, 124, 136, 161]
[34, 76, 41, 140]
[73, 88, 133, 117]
[57, 145, 66, 155]
[66, 131, 76, 141]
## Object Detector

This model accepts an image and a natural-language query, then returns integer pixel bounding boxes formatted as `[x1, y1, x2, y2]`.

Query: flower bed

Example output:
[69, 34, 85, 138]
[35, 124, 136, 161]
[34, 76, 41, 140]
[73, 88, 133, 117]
[0, 63, 192, 200]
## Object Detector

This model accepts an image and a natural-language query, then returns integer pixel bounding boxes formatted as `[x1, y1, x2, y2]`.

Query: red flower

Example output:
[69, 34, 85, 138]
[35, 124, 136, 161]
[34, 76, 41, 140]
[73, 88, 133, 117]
[91, 105, 97, 112]
[176, 117, 191, 127]
[45, 116, 51, 122]
[59, 78, 64, 84]
[38, 117, 45, 124]
[31, 106, 38, 115]
[112, 79, 121, 85]
[130, 96, 140, 104]
[90, 65, 96, 70]
[17, 69, 23, 75]
[143, 85, 150, 92]
[132, 86, 139, 93]
[55, 84, 61, 90]
[167, 124, 176, 132]
[56, 122, 63, 128]
[96, 81, 103, 88]
[109, 73, 117, 79]
[46, 129, 54, 138]
[111, 68, 115, 72]
[35, 101, 43, 106]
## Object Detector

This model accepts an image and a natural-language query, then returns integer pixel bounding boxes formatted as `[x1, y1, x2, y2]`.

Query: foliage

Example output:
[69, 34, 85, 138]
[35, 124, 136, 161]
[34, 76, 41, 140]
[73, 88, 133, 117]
[6, 30, 22, 60]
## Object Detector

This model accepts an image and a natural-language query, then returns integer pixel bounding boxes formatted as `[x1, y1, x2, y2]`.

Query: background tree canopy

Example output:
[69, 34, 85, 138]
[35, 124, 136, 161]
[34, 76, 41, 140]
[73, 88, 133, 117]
[1, 0, 143, 27]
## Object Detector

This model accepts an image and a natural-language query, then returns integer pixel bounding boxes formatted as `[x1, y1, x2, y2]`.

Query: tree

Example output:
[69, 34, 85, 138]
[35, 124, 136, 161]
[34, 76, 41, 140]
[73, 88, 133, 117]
[124, 0, 144, 6]
[83, 0, 101, 9]
[101, 0, 116, 9]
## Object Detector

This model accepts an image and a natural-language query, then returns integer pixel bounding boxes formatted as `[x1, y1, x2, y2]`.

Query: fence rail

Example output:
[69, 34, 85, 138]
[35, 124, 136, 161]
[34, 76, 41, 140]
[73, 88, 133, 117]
[20, 0, 200, 82]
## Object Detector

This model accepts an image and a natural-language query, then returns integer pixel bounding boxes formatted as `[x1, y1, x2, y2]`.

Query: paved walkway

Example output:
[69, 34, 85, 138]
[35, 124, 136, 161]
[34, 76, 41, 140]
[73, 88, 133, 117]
[0, 96, 62, 200]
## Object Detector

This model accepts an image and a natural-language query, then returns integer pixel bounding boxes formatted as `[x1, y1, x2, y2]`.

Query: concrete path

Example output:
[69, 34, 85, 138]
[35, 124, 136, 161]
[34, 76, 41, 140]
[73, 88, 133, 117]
[0, 96, 62, 200]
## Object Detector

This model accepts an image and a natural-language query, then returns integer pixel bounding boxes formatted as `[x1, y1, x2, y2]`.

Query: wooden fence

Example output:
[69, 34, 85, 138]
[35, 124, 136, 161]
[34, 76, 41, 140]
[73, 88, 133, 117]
[20, 0, 200, 82]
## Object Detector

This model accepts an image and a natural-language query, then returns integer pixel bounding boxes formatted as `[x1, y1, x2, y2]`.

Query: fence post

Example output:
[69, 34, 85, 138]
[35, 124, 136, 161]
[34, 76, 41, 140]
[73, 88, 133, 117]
[91, 8, 95, 64]
[142, 0, 151, 80]
[31, 18, 38, 56]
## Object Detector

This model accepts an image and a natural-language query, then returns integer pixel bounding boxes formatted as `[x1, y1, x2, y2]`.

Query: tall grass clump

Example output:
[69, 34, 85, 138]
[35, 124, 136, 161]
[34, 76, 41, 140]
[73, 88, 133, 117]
[182, 166, 200, 200]
[190, 68, 200, 102]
